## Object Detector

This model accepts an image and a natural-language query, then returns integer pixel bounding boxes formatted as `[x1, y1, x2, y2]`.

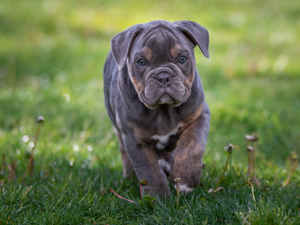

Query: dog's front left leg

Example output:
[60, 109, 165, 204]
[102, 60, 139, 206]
[122, 134, 170, 197]
[171, 104, 210, 194]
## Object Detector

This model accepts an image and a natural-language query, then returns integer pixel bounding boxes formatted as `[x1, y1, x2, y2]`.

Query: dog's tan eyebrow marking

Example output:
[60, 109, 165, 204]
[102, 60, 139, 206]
[170, 44, 181, 58]
[143, 47, 153, 61]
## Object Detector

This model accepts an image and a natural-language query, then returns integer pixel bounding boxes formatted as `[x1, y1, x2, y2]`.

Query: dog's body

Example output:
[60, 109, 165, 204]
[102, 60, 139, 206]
[104, 20, 210, 196]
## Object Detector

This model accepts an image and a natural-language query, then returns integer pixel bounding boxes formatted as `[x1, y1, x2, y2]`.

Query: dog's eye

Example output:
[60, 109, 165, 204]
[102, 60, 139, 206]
[137, 59, 146, 66]
[178, 56, 187, 64]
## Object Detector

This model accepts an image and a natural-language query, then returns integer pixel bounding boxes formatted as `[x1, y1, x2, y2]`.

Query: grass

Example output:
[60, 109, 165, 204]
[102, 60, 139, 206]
[0, 0, 300, 224]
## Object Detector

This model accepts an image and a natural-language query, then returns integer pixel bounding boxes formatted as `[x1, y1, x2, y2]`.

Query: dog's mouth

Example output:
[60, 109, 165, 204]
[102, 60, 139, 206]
[157, 94, 175, 104]
[157, 94, 182, 108]
[139, 86, 188, 109]
[135, 70, 192, 109]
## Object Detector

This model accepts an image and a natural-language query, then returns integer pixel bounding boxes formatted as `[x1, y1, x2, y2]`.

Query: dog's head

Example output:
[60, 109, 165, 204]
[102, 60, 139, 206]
[111, 20, 209, 109]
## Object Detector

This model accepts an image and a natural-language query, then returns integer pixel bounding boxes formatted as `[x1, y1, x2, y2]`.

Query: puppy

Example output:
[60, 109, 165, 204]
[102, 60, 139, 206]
[104, 20, 210, 197]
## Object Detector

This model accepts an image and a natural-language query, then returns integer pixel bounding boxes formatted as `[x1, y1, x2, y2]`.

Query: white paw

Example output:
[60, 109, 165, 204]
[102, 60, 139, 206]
[173, 184, 194, 194]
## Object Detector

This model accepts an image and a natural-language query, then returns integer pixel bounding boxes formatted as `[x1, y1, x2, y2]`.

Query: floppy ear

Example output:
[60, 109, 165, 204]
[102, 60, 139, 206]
[111, 24, 144, 69]
[174, 21, 210, 58]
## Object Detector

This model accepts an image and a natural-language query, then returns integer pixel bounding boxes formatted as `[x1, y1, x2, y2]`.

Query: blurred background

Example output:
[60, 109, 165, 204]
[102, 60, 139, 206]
[0, 0, 299, 181]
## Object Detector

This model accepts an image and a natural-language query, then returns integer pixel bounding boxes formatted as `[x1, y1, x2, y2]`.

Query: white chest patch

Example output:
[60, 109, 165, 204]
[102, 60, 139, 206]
[151, 123, 184, 150]
[158, 158, 171, 173]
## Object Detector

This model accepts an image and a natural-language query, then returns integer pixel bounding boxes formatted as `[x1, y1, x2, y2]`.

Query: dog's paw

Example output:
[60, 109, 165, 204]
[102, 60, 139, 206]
[173, 183, 194, 194]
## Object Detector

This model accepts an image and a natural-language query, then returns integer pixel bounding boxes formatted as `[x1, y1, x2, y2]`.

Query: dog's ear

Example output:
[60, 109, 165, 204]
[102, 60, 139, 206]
[174, 21, 209, 58]
[111, 24, 144, 69]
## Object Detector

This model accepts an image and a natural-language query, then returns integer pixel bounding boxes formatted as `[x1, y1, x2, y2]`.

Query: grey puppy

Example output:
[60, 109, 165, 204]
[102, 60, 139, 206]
[104, 20, 210, 197]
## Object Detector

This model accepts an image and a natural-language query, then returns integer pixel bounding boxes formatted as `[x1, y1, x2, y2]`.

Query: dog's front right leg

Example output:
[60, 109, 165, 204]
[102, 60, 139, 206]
[122, 134, 170, 197]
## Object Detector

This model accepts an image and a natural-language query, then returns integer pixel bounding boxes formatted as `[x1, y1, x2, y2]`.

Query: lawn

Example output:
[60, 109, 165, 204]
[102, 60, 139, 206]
[0, 0, 300, 224]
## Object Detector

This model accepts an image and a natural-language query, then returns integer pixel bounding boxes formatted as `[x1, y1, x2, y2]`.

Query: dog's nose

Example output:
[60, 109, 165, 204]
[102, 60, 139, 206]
[156, 74, 172, 87]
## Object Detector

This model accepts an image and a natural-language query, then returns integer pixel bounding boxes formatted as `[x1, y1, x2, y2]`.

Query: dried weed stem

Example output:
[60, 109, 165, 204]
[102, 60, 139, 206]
[283, 152, 298, 187]
[22, 116, 44, 180]
[216, 143, 234, 187]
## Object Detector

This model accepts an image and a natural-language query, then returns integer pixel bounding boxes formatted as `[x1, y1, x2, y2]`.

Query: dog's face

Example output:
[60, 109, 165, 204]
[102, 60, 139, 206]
[111, 21, 209, 109]
[128, 27, 196, 108]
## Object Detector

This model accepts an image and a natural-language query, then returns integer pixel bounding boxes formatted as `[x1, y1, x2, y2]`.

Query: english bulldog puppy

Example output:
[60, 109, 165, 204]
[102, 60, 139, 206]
[104, 20, 210, 197]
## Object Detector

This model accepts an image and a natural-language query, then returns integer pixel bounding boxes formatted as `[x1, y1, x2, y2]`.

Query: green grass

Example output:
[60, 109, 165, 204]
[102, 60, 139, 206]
[0, 0, 300, 224]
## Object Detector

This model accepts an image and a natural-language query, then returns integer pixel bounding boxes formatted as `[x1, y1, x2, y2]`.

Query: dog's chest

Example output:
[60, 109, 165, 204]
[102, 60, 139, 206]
[151, 123, 184, 151]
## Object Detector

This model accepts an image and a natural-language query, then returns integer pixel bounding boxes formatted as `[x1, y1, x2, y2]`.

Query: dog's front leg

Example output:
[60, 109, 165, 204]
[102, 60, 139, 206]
[122, 134, 170, 197]
[171, 104, 210, 194]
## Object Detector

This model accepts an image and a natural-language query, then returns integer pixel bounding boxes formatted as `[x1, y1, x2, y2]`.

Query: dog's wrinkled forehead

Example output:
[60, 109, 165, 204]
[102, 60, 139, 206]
[145, 28, 176, 48]
[110, 20, 209, 69]
[131, 23, 191, 62]
[133, 28, 181, 61]
[143, 22, 179, 45]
